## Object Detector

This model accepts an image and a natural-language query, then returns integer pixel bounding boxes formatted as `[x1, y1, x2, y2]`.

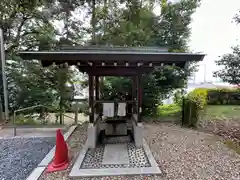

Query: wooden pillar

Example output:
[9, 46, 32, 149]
[95, 76, 99, 100]
[132, 76, 137, 114]
[89, 73, 94, 123]
[99, 76, 104, 99]
[95, 76, 99, 114]
[136, 73, 142, 122]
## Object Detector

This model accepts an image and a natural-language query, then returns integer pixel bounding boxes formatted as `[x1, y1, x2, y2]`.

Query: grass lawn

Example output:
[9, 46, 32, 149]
[151, 104, 240, 121]
[157, 104, 181, 117]
[203, 105, 240, 121]
[142, 104, 182, 122]
[201, 105, 240, 154]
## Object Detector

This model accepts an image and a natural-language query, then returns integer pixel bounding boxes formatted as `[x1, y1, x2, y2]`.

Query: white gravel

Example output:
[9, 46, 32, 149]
[0, 137, 55, 180]
[144, 123, 240, 180]
[39, 122, 240, 180]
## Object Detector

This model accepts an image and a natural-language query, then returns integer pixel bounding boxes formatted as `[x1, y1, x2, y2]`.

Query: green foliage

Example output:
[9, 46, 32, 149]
[155, 0, 201, 50]
[188, 88, 208, 109]
[5, 58, 74, 113]
[207, 88, 240, 105]
[213, 46, 240, 86]
[102, 65, 191, 116]
[182, 88, 208, 127]
[182, 87, 240, 127]
[101, 77, 131, 100]
[157, 104, 181, 117]
[182, 98, 198, 127]
[15, 114, 37, 125]
[97, 0, 200, 116]
[173, 89, 185, 106]
[0, 0, 201, 119]
[0, 0, 83, 119]
[78, 102, 89, 115]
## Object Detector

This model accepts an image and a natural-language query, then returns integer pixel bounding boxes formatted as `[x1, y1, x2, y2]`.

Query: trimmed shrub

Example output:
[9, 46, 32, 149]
[188, 88, 208, 109]
[182, 87, 240, 127]
[207, 88, 240, 105]
[182, 88, 208, 127]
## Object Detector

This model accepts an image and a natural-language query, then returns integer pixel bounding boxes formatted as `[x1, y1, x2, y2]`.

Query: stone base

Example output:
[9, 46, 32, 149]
[86, 124, 98, 149]
[69, 140, 161, 177]
[132, 122, 143, 148]
[105, 123, 128, 136]
[98, 122, 106, 134]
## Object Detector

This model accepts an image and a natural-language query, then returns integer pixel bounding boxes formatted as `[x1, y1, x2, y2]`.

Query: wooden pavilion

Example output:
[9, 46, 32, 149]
[19, 47, 205, 149]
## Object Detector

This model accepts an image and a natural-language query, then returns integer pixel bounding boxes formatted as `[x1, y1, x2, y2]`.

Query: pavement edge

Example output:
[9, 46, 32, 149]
[26, 124, 78, 180]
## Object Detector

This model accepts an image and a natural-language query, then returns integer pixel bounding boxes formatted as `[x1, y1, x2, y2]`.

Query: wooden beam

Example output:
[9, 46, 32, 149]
[41, 60, 185, 69]
[78, 66, 152, 76]
[21, 53, 203, 63]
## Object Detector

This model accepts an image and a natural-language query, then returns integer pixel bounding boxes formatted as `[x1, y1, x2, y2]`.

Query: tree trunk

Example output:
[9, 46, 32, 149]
[91, 0, 96, 45]
[103, 0, 107, 37]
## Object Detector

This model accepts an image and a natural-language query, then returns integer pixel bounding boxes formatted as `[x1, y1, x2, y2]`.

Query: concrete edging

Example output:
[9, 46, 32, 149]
[26, 125, 78, 180]
[69, 139, 161, 177]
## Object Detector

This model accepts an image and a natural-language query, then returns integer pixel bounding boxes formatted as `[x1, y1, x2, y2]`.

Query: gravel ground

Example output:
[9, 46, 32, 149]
[0, 137, 55, 180]
[39, 122, 240, 180]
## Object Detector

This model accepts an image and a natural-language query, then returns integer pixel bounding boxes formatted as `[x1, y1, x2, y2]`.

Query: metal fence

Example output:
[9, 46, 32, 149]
[8, 104, 82, 136]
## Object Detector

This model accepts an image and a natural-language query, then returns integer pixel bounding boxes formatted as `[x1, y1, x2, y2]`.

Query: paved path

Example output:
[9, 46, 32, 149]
[0, 137, 55, 180]
[0, 113, 88, 138]
[0, 127, 67, 139]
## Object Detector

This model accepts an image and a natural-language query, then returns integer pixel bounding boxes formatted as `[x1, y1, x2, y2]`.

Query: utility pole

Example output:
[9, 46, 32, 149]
[0, 96, 3, 121]
[203, 63, 207, 83]
[0, 28, 9, 121]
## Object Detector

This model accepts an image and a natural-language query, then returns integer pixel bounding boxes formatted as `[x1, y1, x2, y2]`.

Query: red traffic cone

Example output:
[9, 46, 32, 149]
[46, 129, 69, 173]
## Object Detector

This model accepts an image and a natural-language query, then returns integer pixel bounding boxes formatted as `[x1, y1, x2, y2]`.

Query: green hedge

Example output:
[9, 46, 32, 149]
[182, 87, 240, 127]
[207, 88, 240, 105]
[182, 88, 207, 127]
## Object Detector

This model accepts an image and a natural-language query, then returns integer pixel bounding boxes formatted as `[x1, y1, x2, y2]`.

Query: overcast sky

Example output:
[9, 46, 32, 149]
[189, 0, 240, 83]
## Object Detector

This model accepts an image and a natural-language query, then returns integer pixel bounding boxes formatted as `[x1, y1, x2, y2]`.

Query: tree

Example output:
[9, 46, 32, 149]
[213, 10, 240, 86]
[90, 0, 201, 115]
[233, 10, 240, 24]
[0, 0, 79, 122]
[0, 0, 202, 118]
[213, 46, 240, 86]
[0, 0, 57, 115]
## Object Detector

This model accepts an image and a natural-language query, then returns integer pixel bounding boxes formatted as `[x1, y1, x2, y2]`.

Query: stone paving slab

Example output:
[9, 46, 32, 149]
[103, 144, 129, 165]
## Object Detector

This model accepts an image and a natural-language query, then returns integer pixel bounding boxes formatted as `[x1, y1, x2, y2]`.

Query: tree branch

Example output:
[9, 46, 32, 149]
[6, 17, 29, 53]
